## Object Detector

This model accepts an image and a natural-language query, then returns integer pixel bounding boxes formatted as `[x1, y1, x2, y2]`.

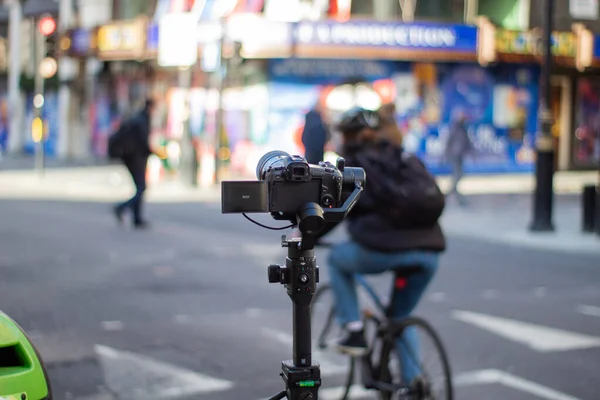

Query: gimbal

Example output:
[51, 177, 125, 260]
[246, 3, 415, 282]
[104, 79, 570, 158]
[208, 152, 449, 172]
[266, 182, 363, 400]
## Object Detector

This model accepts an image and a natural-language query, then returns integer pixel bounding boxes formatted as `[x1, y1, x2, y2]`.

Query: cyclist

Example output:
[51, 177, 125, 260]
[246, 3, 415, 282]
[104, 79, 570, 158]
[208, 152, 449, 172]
[327, 107, 446, 365]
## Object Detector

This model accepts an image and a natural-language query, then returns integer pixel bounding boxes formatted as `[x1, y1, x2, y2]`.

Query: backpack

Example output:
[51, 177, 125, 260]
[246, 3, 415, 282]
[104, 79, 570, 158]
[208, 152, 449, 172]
[357, 148, 445, 229]
[107, 119, 136, 159]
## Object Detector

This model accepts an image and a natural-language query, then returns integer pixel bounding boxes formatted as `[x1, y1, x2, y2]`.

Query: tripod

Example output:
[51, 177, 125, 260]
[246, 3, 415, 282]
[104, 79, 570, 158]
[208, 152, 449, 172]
[267, 206, 323, 400]
[258, 178, 363, 399]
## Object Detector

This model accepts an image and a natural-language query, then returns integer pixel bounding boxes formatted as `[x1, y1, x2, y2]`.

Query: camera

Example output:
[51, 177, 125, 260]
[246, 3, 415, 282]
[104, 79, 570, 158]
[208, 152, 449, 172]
[222, 150, 365, 228]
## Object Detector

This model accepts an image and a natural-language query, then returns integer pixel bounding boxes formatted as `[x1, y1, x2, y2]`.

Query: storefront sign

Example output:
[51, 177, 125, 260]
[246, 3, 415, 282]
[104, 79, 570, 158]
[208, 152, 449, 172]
[593, 35, 600, 59]
[496, 30, 576, 58]
[268, 58, 397, 84]
[294, 21, 478, 52]
[71, 29, 91, 56]
[570, 0, 598, 20]
[158, 13, 198, 67]
[97, 18, 147, 60]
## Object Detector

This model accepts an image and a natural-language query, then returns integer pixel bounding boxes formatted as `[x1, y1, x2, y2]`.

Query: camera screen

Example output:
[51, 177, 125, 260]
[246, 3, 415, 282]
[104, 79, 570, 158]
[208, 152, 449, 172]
[221, 181, 269, 214]
[270, 181, 321, 213]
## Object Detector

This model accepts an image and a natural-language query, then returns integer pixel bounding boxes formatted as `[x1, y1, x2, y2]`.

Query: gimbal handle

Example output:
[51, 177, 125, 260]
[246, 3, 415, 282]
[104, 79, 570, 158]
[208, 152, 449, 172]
[271, 182, 364, 231]
[322, 182, 363, 223]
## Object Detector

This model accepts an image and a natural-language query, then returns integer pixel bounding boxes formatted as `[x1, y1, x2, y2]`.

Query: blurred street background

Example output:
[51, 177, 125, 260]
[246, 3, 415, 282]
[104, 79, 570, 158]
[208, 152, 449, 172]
[1, 0, 600, 399]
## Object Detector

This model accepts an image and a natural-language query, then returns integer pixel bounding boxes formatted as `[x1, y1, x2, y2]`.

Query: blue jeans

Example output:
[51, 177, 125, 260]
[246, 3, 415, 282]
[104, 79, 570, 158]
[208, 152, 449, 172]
[327, 241, 440, 382]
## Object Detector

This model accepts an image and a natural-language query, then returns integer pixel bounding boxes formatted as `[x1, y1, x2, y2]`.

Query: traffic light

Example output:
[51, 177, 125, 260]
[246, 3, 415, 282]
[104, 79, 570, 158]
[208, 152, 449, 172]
[38, 15, 57, 59]
[38, 15, 58, 79]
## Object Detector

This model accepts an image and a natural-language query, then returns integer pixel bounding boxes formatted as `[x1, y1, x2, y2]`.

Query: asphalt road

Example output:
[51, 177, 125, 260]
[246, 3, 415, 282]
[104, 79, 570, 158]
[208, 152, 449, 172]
[0, 195, 599, 400]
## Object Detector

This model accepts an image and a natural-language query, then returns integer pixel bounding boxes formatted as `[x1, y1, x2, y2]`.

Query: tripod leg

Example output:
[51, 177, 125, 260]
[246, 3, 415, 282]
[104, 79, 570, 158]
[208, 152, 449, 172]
[268, 390, 287, 400]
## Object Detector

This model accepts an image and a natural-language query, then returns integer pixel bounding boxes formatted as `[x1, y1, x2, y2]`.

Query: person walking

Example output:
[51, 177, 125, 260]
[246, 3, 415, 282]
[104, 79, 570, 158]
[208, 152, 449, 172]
[110, 99, 155, 229]
[301, 102, 330, 165]
[444, 111, 473, 206]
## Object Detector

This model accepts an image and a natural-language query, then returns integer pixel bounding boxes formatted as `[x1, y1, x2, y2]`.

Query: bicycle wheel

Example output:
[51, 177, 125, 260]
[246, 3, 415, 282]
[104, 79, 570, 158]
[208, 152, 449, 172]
[377, 317, 452, 400]
[311, 284, 355, 400]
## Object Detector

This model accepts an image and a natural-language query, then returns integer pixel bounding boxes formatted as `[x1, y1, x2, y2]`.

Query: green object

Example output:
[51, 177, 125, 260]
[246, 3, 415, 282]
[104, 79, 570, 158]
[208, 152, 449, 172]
[298, 380, 316, 387]
[0, 311, 51, 400]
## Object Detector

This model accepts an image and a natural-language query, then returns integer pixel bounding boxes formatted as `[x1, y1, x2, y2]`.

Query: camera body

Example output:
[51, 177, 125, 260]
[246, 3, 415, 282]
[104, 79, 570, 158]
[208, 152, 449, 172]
[260, 154, 343, 214]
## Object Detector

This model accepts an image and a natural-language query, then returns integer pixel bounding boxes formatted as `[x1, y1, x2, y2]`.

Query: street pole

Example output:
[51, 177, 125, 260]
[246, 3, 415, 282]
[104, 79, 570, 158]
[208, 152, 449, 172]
[33, 18, 46, 176]
[7, 0, 23, 155]
[214, 18, 227, 185]
[529, 0, 555, 232]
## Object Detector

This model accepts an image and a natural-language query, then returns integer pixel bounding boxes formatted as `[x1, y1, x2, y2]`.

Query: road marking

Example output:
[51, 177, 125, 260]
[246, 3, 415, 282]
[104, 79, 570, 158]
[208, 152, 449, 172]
[95, 345, 233, 399]
[259, 369, 582, 400]
[100, 321, 124, 331]
[454, 369, 581, 400]
[576, 304, 600, 318]
[429, 292, 447, 303]
[452, 310, 600, 352]
[318, 385, 374, 399]
[261, 328, 349, 376]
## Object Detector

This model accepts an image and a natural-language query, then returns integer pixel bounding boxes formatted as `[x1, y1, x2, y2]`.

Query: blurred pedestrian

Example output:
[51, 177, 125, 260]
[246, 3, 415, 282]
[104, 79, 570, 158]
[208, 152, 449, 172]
[444, 111, 473, 206]
[301, 102, 330, 165]
[109, 99, 155, 229]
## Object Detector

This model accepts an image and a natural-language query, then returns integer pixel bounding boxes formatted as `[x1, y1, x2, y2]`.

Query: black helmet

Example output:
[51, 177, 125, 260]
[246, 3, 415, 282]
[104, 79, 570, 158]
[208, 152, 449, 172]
[337, 107, 380, 135]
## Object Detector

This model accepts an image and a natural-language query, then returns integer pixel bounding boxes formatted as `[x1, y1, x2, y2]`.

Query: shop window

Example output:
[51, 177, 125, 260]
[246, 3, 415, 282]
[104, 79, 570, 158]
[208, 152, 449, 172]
[350, 0, 374, 17]
[413, 0, 464, 22]
[574, 78, 600, 168]
[478, 0, 526, 30]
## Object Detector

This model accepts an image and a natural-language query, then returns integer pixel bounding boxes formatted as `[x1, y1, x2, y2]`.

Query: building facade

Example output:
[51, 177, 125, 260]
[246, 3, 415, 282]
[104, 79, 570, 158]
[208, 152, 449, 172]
[2, 0, 599, 181]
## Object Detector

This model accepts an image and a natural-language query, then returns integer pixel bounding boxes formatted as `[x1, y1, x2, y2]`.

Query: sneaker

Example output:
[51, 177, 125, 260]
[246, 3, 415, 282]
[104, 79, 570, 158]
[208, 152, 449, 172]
[335, 329, 368, 357]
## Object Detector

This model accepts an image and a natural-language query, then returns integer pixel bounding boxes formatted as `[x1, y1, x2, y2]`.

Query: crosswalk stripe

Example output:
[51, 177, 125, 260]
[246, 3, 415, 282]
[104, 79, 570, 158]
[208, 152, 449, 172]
[452, 309, 600, 352]
[94, 345, 234, 399]
[576, 304, 600, 318]
[453, 369, 581, 400]
[259, 369, 582, 400]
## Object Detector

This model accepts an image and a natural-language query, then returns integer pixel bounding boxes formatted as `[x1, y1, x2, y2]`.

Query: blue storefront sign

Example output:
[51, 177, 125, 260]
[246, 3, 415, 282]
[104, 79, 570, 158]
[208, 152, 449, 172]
[294, 21, 478, 54]
[593, 35, 600, 60]
[268, 58, 400, 85]
[70, 29, 91, 56]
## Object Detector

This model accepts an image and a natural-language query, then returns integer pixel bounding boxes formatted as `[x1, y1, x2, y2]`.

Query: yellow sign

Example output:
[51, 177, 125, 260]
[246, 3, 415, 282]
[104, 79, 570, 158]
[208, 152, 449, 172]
[32, 117, 43, 143]
[96, 18, 147, 60]
[496, 30, 575, 57]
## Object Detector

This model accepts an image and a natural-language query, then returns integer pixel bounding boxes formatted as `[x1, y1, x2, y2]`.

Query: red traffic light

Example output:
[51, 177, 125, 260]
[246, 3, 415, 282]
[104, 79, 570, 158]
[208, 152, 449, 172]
[38, 16, 56, 36]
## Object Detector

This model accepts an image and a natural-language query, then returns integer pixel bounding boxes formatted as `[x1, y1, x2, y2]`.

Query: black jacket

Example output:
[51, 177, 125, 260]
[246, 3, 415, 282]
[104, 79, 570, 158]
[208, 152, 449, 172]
[343, 140, 446, 253]
[129, 109, 152, 159]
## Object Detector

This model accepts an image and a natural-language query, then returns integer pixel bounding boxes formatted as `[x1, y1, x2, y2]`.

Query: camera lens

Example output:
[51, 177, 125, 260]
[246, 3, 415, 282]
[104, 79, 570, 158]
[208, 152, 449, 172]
[256, 150, 290, 180]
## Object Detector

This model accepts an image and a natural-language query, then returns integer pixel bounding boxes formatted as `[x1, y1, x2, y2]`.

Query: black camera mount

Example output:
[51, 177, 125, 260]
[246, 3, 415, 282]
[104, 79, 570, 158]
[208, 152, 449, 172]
[267, 183, 363, 400]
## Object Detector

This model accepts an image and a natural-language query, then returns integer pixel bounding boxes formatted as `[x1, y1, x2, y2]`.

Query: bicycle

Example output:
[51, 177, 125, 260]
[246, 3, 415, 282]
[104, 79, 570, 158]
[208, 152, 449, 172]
[311, 243, 453, 400]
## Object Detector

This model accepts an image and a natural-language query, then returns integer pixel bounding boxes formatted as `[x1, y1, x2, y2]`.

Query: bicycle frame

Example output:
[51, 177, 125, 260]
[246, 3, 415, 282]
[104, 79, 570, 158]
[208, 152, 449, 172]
[332, 274, 413, 398]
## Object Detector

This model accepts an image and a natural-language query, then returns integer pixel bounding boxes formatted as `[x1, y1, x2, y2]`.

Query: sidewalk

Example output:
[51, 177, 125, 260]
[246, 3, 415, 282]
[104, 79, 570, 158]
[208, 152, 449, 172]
[0, 153, 111, 171]
[441, 194, 600, 255]
[1, 164, 596, 200]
